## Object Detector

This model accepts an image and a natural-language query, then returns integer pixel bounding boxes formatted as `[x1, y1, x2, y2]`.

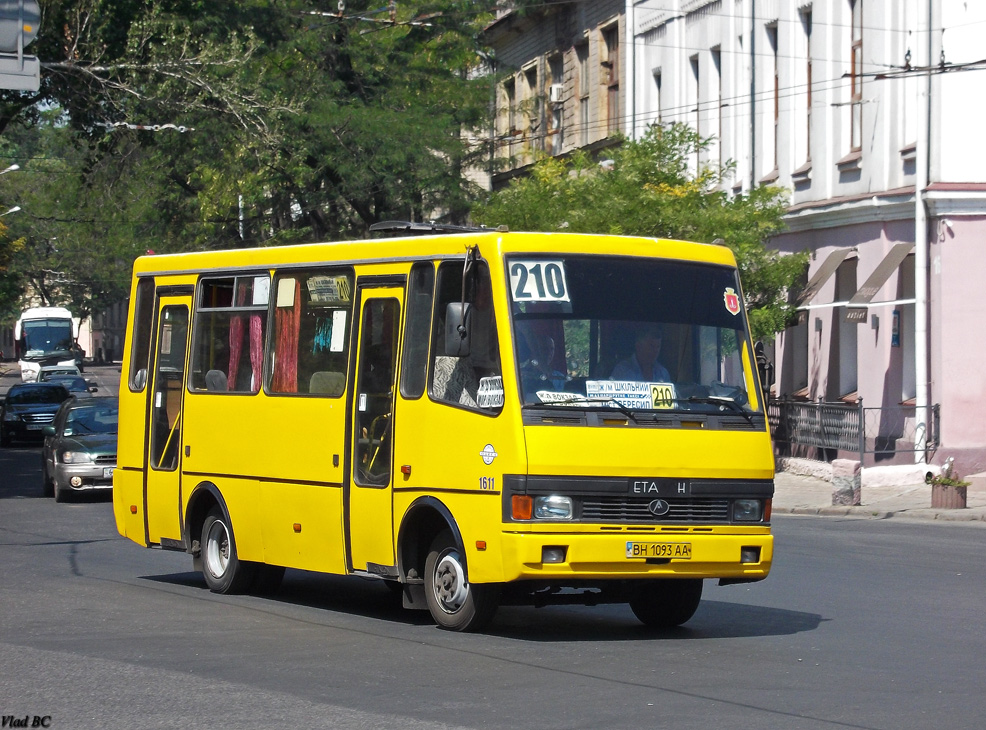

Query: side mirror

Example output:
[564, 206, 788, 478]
[42, 425, 56, 437]
[444, 302, 472, 357]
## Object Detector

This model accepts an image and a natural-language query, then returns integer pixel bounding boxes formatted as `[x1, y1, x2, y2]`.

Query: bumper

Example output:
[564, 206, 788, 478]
[2, 422, 47, 441]
[497, 530, 772, 583]
[53, 463, 115, 492]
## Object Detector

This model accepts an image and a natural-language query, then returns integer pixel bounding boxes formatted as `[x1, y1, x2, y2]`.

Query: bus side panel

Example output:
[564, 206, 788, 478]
[182, 391, 347, 569]
[182, 393, 346, 485]
[392, 397, 527, 585]
[113, 467, 146, 545]
[258, 481, 346, 573]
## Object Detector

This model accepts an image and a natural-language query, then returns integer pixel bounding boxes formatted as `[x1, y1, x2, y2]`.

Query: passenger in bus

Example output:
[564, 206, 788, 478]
[610, 324, 671, 382]
[519, 332, 567, 398]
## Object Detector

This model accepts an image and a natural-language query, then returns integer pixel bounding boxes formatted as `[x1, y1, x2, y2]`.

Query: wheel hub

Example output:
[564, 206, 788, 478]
[205, 521, 230, 578]
[433, 550, 468, 612]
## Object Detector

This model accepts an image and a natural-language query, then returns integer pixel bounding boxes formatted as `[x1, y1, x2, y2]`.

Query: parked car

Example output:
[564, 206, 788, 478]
[1, 382, 72, 446]
[42, 397, 119, 502]
[37, 364, 82, 381]
[44, 375, 98, 398]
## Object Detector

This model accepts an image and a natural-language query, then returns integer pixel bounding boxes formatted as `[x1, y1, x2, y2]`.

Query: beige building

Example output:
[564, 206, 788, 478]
[482, 2, 627, 189]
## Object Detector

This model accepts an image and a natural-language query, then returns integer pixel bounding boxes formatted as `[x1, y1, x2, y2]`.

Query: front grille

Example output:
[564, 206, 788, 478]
[581, 497, 731, 523]
[94, 455, 116, 465]
[23, 413, 55, 424]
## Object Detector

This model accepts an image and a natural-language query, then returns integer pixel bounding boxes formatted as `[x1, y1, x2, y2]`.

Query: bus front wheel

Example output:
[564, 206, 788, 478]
[628, 579, 703, 628]
[424, 530, 499, 632]
[201, 506, 256, 594]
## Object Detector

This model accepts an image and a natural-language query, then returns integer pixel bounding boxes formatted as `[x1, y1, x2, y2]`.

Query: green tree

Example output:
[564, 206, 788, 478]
[472, 124, 807, 341]
[0, 0, 500, 320]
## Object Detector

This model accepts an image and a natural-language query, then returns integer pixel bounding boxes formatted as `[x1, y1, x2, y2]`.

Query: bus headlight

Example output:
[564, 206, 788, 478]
[3, 411, 18, 422]
[62, 451, 94, 464]
[732, 499, 763, 522]
[534, 495, 573, 520]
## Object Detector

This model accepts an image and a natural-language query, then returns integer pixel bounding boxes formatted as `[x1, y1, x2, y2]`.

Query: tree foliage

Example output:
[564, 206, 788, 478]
[0, 0, 499, 322]
[472, 124, 807, 340]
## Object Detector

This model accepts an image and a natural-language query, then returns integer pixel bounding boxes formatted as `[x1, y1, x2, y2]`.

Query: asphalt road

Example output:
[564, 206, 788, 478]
[2, 366, 985, 729]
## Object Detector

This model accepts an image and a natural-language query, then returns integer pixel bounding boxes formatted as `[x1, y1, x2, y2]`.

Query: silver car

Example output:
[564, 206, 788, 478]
[41, 397, 118, 502]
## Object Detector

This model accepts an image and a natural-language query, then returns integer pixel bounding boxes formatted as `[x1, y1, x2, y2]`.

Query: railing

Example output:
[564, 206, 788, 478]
[767, 398, 940, 464]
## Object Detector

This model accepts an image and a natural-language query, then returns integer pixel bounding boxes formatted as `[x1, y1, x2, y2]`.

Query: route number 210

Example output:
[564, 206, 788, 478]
[509, 260, 570, 302]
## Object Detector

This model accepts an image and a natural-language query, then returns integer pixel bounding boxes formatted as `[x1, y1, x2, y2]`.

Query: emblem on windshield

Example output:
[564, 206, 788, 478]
[647, 499, 671, 516]
[480, 444, 498, 465]
[723, 287, 741, 315]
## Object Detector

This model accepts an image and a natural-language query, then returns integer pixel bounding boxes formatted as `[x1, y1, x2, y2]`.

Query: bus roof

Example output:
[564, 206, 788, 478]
[131, 231, 738, 277]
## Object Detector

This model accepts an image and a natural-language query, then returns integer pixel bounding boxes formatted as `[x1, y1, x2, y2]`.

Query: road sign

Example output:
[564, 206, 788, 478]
[0, 0, 40, 91]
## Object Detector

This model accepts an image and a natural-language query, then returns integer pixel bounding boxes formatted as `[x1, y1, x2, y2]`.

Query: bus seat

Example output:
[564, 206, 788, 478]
[205, 369, 228, 392]
[310, 370, 345, 395]
[433, 356, 478, 408]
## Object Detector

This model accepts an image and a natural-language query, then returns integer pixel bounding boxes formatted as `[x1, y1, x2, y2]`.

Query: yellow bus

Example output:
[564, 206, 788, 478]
[113, 227, 774, 631]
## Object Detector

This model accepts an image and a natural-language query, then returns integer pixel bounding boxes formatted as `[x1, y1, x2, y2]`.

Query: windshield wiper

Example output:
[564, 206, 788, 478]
[527, 395, 640, 423]
[681, 395, 755, 425]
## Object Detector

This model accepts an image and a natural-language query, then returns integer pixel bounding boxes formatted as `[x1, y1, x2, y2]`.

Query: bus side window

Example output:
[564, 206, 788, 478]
[400, 262, 434, 399]
[269, 269, 354, 396]
[128, 278, 155, 392]
[429, 260, 502, 414]
[190, 275, 269, 394]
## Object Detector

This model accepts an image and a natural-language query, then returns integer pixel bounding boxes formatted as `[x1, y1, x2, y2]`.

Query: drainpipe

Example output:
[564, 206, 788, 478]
[750, 0, 757, 189]
[913, 0, 931, 463]
[629, 0, 636, 140]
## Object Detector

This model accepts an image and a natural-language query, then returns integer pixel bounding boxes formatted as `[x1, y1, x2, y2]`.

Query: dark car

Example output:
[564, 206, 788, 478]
[41, 397, 118, 502]
[44, 375, 98, 398]
[1, 382, 72, 447]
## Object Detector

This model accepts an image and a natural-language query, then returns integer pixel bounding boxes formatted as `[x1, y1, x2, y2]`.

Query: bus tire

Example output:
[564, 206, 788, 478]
[628, 579, 703, 628]
[201, 506, 256, 594]
[424, 529, 499, 632]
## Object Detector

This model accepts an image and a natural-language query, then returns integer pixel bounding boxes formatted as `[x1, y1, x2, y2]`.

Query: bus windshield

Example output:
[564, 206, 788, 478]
[21, 319, 75, 360]
[509, 255, 758, 413]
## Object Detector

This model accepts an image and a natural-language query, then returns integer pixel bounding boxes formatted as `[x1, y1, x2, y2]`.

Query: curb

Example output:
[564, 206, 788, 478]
[775, 506, 986, 522]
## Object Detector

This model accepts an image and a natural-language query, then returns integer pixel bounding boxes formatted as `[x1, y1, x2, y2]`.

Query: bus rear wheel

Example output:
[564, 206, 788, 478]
[628, 579, 703, 628]
[424, 530, 499, 632]
[201, 506, 256, 594]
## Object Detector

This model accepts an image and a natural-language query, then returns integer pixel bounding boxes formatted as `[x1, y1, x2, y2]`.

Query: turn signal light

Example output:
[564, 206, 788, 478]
[511, 495, 533, 520]
[130, 505, 137, 514]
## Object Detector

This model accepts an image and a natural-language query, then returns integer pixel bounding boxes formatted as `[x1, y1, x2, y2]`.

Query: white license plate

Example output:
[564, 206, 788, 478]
[26, 424, 42, 431]
[626, 542, 692, 559]
[103, 467, 115, 479]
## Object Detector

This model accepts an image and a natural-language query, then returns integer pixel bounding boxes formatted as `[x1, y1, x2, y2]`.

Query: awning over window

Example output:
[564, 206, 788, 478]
[796, 248, 852, 307]
[845, 243, 914, 321]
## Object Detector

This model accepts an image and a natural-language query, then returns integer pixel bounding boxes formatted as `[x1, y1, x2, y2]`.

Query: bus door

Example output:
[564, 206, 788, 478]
[145, 295, 191, 545]
[347, 285, 404, 574]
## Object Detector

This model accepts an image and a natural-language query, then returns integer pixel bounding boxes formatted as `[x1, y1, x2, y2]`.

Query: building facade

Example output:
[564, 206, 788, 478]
[482, 2, 627, 189]
[631, 0, 985, 474]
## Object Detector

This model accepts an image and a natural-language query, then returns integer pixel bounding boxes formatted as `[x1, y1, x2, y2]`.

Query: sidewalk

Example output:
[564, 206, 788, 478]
[773, 469, 986, 523]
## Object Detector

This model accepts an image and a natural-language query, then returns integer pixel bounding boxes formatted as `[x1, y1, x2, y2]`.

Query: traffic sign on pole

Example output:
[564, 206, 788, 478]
[0, 0, 41, 91]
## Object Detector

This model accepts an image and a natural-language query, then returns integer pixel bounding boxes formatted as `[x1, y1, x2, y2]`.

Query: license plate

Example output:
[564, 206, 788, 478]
[626, 541, 692, 559]
[26, 424, 42, 431]
[103, 467, 115, 479]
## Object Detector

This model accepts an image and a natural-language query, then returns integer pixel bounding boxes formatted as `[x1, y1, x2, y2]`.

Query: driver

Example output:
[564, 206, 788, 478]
[610, 324, 670, 382]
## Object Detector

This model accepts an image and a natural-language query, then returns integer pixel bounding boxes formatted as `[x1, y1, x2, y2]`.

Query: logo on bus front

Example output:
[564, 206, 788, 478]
[480, 444, 498, 465]
[723, 287, 741, 315]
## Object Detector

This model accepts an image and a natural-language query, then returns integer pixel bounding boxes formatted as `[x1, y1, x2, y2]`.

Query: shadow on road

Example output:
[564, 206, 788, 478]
[141, 567, 823, 640]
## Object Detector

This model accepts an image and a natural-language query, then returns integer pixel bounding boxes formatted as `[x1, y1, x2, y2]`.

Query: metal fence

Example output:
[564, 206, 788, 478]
[767, 398, 940, 464]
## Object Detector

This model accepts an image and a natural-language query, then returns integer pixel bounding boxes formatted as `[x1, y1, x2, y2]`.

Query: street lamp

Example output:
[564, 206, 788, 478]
[0, 205, 20, 216]
[0, 163, 19, 175]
